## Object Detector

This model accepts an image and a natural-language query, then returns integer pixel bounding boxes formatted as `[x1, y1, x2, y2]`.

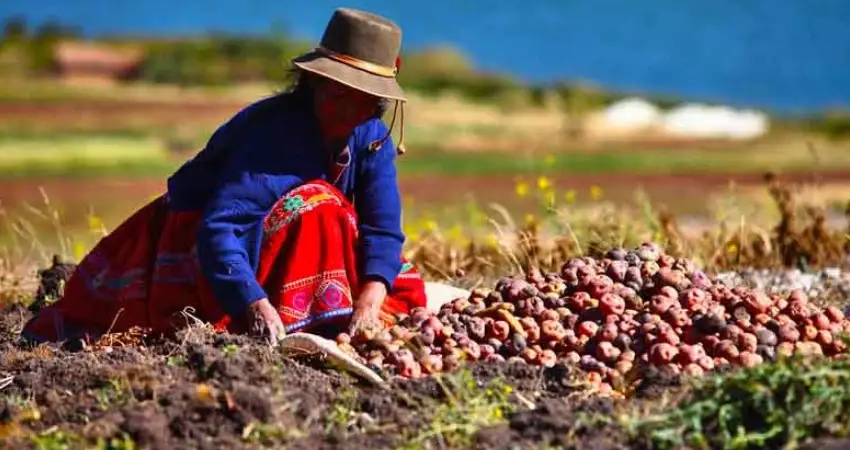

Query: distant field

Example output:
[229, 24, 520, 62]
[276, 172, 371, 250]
[0, 131, 848, 179]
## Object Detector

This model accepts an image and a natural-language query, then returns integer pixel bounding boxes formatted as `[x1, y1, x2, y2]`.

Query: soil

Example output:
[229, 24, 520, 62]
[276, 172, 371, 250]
[3, 263, 850, 449]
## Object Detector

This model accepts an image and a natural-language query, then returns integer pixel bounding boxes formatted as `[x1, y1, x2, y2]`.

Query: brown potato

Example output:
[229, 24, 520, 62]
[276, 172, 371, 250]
[615, 360, 634, 376]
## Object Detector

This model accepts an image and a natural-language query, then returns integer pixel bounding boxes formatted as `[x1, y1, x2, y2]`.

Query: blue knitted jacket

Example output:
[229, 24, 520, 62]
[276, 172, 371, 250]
[165, 92, 404, 318]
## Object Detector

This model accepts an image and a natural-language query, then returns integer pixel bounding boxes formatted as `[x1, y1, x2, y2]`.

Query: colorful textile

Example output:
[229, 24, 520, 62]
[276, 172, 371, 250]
[22, 181, 426, 343]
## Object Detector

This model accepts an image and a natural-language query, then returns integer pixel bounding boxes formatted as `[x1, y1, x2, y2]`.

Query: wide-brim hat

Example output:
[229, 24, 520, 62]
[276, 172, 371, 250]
[292, 8, 406, 102]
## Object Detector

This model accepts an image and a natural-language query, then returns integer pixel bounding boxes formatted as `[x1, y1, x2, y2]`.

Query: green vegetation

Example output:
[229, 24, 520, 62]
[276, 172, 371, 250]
[0, 132, 848, 180]
[627, 354, 850, 449]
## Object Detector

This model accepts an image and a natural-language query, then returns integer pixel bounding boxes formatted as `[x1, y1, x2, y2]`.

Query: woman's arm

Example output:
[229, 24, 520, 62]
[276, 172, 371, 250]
[354, 121, 405, 291]
[196, 171, 301, 318]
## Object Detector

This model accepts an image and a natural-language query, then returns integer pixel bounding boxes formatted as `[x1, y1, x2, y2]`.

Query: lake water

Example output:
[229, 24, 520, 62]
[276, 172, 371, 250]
[1, 0, 848, 115]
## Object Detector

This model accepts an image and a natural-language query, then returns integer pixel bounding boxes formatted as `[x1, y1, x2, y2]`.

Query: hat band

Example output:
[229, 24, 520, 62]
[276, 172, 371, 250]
[316, 46, 397, 78]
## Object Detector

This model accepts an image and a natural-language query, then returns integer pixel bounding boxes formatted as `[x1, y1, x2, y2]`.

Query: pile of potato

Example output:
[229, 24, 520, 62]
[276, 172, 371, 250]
[337, 243, 850, 392]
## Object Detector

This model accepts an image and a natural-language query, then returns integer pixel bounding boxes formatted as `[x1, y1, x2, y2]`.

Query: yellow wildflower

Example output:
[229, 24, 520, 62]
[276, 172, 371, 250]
[590, 185, 603, 201]
[537, 176, 552, 192]
[564, 189, 577, 203]
[515, 180, 529, 198]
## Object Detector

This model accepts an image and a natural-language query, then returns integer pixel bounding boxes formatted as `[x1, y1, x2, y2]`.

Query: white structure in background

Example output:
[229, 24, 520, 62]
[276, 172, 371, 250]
[601, 97, 663, 131]
[660, 103, 769, 140]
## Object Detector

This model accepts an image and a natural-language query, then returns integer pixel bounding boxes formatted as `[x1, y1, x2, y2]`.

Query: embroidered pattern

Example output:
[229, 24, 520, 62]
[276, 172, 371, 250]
[283, 195, 305, 212]
[264, 183, 353, 236]
[316, 279, 351, 309]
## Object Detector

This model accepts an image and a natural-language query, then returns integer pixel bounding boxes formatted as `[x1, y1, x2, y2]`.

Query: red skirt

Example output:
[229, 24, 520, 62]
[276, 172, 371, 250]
[22, 180, 427, 343]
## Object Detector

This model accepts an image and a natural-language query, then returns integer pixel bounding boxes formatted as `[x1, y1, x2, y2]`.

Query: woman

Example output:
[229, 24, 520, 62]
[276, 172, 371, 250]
[22, 8, 428, 345]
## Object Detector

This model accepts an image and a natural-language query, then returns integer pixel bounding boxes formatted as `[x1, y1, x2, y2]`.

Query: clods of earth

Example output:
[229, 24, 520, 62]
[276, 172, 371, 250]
[2, 243, 850, 449]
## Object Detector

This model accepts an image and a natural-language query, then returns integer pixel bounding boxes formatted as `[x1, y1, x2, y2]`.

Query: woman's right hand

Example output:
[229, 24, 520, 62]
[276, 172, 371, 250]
[247, 298, 287, 345]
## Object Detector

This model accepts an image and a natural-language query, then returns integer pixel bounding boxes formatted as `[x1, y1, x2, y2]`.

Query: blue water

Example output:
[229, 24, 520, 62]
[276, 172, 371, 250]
[2, 0, 849, 115]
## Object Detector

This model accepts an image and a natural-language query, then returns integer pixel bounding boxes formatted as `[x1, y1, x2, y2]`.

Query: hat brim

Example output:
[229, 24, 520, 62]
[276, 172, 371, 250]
[292, 51, 406, 102]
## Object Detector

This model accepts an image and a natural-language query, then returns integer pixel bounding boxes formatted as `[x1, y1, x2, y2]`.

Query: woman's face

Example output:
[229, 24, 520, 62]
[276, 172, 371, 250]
[312, 76, 381, 141]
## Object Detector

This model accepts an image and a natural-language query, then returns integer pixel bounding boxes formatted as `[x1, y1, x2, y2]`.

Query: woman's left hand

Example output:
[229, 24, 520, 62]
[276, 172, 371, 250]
[348, 280, 388, 338]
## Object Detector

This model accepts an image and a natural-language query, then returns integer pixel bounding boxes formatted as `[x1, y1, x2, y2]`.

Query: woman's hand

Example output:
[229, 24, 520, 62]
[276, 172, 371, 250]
[247, 298, 287, 345]
[348, 280, 388, 337]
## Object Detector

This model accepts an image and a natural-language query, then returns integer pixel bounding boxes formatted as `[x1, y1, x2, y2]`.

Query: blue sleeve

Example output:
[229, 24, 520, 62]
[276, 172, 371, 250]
[355, 122, 405, 290]
[196, 171, 301, 317]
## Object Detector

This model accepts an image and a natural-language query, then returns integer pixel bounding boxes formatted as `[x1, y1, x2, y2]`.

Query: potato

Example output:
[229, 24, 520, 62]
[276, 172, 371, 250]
[664, 308, 691, 328]
[778, 324, 801, 343]
[825, 305, 845, 323]
[415, 328, 436, 347]
[754, 328, 778, 347]
[714, 340, 740, 362]
[555, 307, 572, 320]
[538, 308, 561, 323]
[520, 347, 539, 363]
[577, 321, 600, 338]
[538, 349, 558, 367]
[396, 359, 422, 378]
[812, 313, 831, 331]
[738, 333, 758, 353]
[786, 299, 808, 321]
[599, 293, 626, 316]
[697, 355, 715, 371]
[650, 295, 676, 315]
[682, 364, 704, 377]
[599, 323, 619, 342]
[817, 330, 833, 347]
[487, 320, 511, 341]
[649, 343, 679, 365]
[486, 354, 506, 363]
[479, 344, 497, 360]
[596, 341, 621, 363]
[615, 360, 634, 376]
[540, 319, 567, 342]
[658, 327, 681, 346]
[738, 351, 763, 368]
[420, 355, 443, 374]
[442, 353, 462, 372]
[677, 344, 707, 366]
[722, 324, 743, 342]
[743, 291, 772, 315]
[802, 325, 818, 341]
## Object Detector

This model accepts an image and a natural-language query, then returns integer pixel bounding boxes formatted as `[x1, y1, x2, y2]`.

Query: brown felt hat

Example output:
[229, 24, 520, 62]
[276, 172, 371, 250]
[293, 8, 406, 102]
